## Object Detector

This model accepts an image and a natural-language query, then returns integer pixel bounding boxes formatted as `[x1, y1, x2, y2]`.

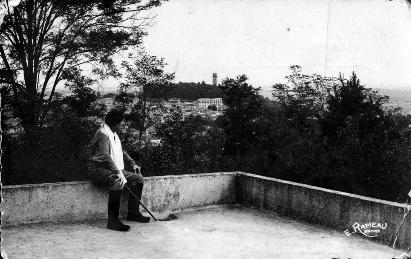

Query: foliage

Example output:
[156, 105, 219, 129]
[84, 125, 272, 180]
[155, 81, 225, 100]
[2, 64, 410, 203]
[218, 75, 264, 155]
[2, 82, 105, 184]
[120, 109, 227, 176]
[272, 65, 338, 131]
[267, 68, 410, 201]
[0, 0, 164, 146]
[323, 72, 390, 143]
[207, 104, 217, 111]
[61, 72, 107, 117]
[2, 107, 101, 185]
[116, 52, 174, 143]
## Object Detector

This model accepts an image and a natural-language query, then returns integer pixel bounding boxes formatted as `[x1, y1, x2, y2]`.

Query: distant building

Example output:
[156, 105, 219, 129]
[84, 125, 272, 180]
[196, 98, 224, 110]
[150, 139, 161, 146]
[181, 101, 196, 110]
[96, 96, 115, 111]
[168, 98, 181, 106]
[212, 73, 218, 86]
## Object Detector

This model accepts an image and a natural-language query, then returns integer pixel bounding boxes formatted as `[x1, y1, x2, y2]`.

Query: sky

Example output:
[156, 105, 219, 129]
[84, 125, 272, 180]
[132, 0, 411, 97]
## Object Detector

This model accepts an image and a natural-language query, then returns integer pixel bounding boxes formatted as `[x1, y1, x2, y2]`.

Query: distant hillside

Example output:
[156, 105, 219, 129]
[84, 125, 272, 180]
[95, 84, 410, 114]
[163, 82, 225, 101]
[96, 82, 225, 101]
[101, 92, 116, 98]
[377, 88, 411, 114]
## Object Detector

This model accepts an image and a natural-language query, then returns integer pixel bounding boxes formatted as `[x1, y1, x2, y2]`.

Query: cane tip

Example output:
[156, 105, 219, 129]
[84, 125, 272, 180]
[168, 214, 178, 220]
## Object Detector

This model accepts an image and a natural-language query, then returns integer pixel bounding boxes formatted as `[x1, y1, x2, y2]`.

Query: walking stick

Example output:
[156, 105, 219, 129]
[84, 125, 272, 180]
[124, 184, 158, 221]
[123, 167, 178, 222]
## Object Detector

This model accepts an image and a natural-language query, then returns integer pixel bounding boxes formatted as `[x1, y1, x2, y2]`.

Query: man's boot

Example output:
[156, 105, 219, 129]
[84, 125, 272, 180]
[107, 190, 130, 231]
[126, 183, 150, 223]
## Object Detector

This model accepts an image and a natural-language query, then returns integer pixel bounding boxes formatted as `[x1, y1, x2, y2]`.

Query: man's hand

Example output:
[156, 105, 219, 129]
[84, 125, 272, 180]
[133, 165, 141, 174]
[116, 171, 127, 188]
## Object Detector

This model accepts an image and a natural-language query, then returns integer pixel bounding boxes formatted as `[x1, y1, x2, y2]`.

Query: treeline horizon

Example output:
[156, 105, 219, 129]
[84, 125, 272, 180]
[100, 81, 226, 101]
[99, 81, 410, 111]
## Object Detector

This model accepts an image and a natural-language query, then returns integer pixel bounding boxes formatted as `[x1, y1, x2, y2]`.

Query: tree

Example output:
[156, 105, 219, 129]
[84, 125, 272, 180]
[152, 109, 220, 175]
[272, 65, 338, 132]
[219, 75, 263, 155]
[113, 82, 135, 112]
[270, 69, 410, 201]
[60, 70, 107, 117]
[0, 0, 163, 147]
[119, 52, 174, 144]
[319, 72, 410, 200]
[323, 72, 389, 143]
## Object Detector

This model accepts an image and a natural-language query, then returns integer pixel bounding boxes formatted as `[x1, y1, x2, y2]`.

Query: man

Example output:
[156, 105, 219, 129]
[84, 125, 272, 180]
[88, 109, 150, 232]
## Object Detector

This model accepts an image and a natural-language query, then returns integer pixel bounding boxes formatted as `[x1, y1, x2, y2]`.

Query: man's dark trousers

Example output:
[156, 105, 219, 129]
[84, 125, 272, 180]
[88, 162, 145, 217]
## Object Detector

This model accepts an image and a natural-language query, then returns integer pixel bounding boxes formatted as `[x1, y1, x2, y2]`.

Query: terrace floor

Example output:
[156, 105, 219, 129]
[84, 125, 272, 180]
[1, 205, 406, 259]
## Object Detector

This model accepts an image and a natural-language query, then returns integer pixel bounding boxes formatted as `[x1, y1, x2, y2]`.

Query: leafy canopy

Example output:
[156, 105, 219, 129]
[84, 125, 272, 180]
[1, 0, 163, 142]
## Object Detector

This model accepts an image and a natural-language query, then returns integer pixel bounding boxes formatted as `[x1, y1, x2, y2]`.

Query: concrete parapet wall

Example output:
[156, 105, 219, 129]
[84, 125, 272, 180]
[2, 172, 410, 249]
[2, 181, 107, 227]
[1, 172, 237, 227]
[237, 172, 411, 250]
[134, 172, 237, 214]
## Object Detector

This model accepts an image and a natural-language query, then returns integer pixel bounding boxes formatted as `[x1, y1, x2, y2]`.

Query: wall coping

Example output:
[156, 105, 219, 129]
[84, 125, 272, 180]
[238, 172, 410, 209]
[3, 171, 409, 209]
[2, 172, 239, 190]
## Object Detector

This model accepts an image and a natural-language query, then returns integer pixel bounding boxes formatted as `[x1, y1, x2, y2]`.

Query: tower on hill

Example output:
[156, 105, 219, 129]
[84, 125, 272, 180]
[212, 73, 218, 86]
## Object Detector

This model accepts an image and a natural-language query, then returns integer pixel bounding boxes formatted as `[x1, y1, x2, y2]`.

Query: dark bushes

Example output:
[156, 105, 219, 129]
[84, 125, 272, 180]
[2, 70, 410, 203]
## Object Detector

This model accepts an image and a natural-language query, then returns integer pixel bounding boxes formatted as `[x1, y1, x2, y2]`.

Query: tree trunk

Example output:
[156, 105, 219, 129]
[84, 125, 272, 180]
[21, 97, 42, 150]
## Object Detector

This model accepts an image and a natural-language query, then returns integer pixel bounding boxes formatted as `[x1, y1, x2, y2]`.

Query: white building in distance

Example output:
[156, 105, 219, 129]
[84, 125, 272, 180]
[196, 98, 225, 110]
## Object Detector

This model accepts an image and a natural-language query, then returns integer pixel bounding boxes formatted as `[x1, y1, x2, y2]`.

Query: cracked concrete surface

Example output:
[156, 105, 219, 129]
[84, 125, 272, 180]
[1, 206, 406, 259]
